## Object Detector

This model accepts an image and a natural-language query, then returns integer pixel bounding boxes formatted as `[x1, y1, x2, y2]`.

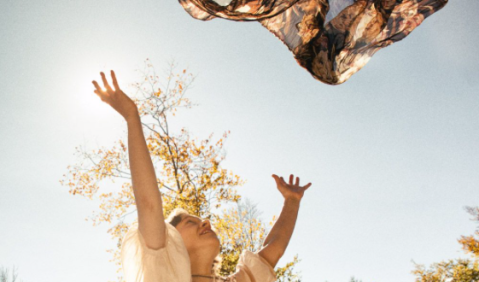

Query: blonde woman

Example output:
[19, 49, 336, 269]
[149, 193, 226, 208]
[92, 71, 312, 282]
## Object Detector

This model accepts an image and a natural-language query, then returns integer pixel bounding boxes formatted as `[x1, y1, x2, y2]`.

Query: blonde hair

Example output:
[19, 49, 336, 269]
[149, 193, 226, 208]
[167, 208, 222, 276]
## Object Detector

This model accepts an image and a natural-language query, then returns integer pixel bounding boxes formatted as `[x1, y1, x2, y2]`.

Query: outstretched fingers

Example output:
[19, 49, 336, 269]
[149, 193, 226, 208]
[111, 70, 120, 91]
[92, 80, 105, 98]
[272, 174, 280, 184]
[274, 174, 304, 187]
[100, 72, 113, 92]
[272, 174, 286, 186]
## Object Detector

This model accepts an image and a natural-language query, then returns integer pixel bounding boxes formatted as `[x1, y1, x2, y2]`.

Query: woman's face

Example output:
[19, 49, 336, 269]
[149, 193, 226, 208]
[175, 214, 220, 255]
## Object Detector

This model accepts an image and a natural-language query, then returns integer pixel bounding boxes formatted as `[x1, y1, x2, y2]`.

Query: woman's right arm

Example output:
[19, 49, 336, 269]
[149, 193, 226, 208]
[93, 71, 167, 250]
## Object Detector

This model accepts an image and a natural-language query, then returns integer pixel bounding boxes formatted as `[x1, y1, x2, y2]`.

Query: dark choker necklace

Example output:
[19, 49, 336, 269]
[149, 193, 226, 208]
[192, 274, 214, 279]
[192, 275, 226, 281]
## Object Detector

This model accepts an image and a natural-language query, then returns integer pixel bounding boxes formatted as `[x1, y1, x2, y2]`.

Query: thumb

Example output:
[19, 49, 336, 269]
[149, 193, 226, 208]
[302, 183, 312, 191]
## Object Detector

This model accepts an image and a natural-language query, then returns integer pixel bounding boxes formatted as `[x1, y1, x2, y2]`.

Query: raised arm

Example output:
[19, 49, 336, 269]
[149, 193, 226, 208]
[92, 71, 167, 249]
[258, 174, 311, 268]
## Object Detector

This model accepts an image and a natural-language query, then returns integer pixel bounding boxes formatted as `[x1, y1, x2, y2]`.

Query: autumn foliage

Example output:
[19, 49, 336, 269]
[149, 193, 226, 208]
[412, 206, 479, 282]
[60, 61, 301, 281]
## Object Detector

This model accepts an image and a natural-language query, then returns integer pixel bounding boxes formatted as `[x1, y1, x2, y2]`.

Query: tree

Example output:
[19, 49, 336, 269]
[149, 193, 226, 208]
[412, 206, 479, 282]
[215, 198, 302, 281]
[0, 266, 22, 282]
[274, 256, 302, 282]
[60, 61, 301, 281]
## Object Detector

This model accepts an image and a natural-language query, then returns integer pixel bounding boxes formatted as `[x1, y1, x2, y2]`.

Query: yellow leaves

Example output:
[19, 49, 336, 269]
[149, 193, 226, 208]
[61, 63, 285, 281]
[213, 200, 299, 278]
[274, 255, 302, 282]
[413, 208, 479, 282]
[269, 215, 277, 227]
[459, 235, 479, 257]
[413, 259, 479, 282]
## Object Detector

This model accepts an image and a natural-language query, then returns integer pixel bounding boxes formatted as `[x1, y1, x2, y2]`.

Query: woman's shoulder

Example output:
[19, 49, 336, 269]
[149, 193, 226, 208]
[121, 220, 192, 282]
[123, 219, 188, 254]
[226, 250, 276, 282]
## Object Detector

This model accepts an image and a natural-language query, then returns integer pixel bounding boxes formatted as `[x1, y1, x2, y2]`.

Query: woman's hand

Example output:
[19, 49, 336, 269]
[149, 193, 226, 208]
[92, 71, 138, 121]
[259, 174, 311, 268]
[272, 174, 311, 201]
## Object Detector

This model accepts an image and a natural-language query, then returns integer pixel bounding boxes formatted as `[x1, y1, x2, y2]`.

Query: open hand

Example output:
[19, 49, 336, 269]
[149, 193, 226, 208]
[272, 174, 311, 201]
[92, 71, 138, 121]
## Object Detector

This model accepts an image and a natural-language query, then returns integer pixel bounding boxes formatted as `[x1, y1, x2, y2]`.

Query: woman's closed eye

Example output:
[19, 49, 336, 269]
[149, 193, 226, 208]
[186, 219, 198, 225]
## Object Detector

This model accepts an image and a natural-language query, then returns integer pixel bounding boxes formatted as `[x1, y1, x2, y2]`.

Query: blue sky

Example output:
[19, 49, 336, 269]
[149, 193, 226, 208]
[1, 0, 478, 282]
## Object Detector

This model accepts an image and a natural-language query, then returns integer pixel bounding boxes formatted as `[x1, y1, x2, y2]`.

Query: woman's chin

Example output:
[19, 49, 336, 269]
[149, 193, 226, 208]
[203, 233, 220, 245]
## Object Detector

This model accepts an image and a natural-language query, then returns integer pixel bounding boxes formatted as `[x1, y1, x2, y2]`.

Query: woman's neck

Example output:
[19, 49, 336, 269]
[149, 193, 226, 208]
[190, 252, 216, 280]
[190, 261, 214, 277]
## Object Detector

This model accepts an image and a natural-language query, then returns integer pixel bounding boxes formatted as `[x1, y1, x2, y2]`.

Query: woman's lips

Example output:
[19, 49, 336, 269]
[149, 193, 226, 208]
[200, 230, 214, 235]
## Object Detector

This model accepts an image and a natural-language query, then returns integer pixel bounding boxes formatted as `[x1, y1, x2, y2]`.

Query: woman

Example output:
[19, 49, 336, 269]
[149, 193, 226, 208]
[178, 0, 448, 85]
[92, 71, 312, 282]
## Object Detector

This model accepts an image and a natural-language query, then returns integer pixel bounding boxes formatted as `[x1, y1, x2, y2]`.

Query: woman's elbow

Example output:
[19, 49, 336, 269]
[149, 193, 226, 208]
[258, 245, 284, 268]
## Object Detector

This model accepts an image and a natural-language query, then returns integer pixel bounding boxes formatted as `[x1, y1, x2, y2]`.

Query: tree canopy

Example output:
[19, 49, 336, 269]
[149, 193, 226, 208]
[412, 206, 479, 282]
[61, 61, 301, 281]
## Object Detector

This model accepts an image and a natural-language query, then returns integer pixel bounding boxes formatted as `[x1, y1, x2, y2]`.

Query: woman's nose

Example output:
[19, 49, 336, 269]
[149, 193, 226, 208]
[201, 219, 210, 226]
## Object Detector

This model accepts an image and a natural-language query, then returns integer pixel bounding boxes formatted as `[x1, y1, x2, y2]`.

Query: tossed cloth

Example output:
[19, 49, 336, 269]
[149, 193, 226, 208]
[179, 0, 448, 85]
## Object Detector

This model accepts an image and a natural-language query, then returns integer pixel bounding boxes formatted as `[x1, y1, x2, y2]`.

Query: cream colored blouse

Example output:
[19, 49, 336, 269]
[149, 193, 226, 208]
[121, 220, 277, 282]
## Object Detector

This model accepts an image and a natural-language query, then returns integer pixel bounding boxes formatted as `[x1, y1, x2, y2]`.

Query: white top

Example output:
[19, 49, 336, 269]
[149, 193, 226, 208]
[121, 220, 277, 282]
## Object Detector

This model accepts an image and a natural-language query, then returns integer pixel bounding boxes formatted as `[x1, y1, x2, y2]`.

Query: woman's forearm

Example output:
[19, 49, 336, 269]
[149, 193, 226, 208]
[127, 114, 167, 248]
[259, 198, 301, 267]
[127, 114, 163, 212]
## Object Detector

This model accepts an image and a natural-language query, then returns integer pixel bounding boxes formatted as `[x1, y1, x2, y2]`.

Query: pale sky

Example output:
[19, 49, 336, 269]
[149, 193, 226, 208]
[1, 1, 478, 282]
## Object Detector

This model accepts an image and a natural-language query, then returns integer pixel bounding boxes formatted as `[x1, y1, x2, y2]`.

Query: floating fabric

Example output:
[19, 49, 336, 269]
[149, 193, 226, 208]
[179, 0, 448, 85]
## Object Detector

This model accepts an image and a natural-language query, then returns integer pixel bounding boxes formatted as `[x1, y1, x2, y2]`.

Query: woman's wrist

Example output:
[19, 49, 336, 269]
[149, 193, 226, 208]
[123, 109, 140, 123]
[284, 197, 301, 206]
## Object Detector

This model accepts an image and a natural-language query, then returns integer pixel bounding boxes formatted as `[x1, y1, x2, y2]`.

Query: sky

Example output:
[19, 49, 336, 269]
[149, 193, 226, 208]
[1, 0, 478, 282]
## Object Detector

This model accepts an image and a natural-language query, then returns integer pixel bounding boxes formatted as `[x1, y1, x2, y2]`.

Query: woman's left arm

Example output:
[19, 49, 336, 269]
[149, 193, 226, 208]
[258, 174, 312, 268]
